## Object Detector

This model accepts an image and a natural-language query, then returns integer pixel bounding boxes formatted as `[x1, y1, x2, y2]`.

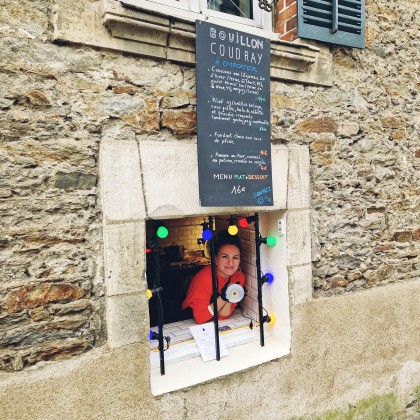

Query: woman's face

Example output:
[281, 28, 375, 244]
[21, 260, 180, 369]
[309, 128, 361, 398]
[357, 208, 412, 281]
[215, 244, 240, 279]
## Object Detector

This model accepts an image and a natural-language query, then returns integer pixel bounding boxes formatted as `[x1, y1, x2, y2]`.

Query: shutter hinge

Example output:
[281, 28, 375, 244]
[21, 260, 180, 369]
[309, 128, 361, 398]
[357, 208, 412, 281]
[258, 0, 274, 12]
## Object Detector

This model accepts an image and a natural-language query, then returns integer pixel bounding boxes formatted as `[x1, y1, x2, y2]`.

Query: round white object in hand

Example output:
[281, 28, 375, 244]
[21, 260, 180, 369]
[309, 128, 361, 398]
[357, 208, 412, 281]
[225, 283, 245, 303]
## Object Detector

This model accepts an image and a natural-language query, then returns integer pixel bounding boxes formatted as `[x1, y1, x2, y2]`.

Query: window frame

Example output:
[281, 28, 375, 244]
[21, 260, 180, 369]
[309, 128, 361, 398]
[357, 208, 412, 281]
[120, 0, 273, 32]
[144, 210, 292, 395]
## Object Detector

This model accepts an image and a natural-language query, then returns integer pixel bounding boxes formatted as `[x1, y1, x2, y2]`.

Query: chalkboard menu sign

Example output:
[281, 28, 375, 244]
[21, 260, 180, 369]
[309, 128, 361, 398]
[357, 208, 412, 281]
[196, 20, 273, 207]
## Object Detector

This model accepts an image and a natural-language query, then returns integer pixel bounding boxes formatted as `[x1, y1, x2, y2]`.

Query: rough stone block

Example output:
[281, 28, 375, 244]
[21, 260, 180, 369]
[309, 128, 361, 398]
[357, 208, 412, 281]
[289, 264, 313, 304]
[272, 146, 288, 209]
[295, 117, 337, 133]
[54, 172, 97, 191]
[286, 210, 311, 266]
[106, 293, 147, 348]
[161, 109, 196, 135]
[100, 140, 146, 222]
[103, 222, 146, 296]
[287, 146, 310, 209]
[3, 284, 85, 314]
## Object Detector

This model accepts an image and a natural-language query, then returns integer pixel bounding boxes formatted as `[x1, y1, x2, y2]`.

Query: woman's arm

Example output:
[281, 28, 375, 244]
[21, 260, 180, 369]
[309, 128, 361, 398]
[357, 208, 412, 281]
[209, 296, 234, 317]
[182, 266, 215, 324]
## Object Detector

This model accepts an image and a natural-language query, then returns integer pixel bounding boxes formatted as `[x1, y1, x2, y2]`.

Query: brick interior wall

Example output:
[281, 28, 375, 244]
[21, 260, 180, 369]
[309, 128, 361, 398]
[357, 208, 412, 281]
[237, 221, 259, 321]
[146, 217, 205, 253]
[275, 0, 298, 41]
[216, 215, 259, 321]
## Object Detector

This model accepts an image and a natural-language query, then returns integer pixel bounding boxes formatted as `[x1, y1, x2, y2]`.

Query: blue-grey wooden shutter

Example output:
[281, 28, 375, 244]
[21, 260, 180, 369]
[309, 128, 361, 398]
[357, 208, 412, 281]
[297, 0, 365, 49]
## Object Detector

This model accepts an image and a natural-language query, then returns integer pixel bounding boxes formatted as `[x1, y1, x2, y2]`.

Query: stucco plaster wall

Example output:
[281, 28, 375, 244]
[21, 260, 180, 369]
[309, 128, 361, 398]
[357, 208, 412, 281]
[0, 278, 419, 419]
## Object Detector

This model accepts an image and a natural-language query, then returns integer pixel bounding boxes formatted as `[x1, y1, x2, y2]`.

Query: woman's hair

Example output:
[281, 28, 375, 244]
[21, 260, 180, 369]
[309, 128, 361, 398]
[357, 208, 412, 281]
[215, 229, 241, 255]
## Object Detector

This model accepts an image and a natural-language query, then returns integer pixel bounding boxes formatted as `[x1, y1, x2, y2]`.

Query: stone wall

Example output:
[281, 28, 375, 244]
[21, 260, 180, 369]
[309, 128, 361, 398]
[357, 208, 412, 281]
[0, 0, 419, 378]
[0, 1, 107, 371]
[272, 0, 420, 296]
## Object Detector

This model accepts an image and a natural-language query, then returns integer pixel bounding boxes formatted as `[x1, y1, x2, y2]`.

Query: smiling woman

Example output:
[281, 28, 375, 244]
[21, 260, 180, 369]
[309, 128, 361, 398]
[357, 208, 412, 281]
[181, 230, 246, 324]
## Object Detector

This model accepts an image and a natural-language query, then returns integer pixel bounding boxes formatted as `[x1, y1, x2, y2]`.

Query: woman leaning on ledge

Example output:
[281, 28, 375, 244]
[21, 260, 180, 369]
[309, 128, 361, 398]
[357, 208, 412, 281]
[182, 230, 246, 324]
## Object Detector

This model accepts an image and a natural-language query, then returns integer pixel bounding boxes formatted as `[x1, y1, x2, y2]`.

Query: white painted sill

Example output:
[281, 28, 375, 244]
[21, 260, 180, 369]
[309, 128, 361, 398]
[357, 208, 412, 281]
[150, 336, 289, 395]
[149, 311, 263, 369]
[149, 311, 290, 395]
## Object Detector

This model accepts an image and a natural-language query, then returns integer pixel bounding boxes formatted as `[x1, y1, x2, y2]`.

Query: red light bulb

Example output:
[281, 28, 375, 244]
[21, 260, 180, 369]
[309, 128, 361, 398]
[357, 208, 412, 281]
[239, 218, 249, 228]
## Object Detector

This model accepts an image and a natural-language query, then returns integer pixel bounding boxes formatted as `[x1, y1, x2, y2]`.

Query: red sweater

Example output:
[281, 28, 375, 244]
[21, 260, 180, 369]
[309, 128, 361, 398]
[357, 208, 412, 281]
[182, 265, 245, 324]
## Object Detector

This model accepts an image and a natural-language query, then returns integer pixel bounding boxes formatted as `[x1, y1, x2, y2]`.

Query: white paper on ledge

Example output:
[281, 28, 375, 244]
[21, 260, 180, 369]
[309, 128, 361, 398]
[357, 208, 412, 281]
[189, 322, 229, 362]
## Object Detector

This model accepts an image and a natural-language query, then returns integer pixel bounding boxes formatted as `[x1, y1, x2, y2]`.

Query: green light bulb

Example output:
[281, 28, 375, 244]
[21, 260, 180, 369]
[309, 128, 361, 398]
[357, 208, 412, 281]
[157, 226, 168, 239]
[266, 236, 276, 247]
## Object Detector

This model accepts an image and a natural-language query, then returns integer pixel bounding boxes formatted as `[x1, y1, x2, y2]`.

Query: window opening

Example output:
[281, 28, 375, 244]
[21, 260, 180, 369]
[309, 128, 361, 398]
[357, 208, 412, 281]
[146, 213, 277, 375]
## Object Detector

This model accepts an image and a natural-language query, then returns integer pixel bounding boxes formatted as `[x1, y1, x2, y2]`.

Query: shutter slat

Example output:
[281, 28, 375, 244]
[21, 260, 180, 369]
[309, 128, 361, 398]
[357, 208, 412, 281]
[338, 5, 362, 18]
[303, 16, 332, 29]
[303, 0, 332, 11]
[303, 6, 331, 19]
[338, 15, 362, 27]
[340, 0, 362, 9]
[298, 0, 365, 48]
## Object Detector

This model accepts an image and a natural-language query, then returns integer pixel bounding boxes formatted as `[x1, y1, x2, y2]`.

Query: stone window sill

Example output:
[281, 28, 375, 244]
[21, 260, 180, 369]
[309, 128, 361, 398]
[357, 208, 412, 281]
[52, 0, 332, 86]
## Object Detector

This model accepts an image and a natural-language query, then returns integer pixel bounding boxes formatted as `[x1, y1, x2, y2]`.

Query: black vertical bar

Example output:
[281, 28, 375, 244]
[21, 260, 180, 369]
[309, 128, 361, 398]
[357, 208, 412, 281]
[331, 0, 338, 33]
[254, 212, 265, 347]
[154, 224, 165, 375]
[209, 216, 221, 361]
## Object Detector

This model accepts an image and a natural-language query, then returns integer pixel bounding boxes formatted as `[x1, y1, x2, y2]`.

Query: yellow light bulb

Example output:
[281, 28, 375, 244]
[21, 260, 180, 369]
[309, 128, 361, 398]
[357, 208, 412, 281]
[228, 225, 238, 235]
[267, 314, 277, 325]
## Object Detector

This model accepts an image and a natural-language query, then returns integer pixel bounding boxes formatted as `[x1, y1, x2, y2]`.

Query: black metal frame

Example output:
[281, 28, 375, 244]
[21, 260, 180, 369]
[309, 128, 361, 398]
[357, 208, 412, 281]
[253, 212, 266, 346]
[149, 212, 269, 375]
[152, 222, 165, 375]
[209, 216, 221, 360]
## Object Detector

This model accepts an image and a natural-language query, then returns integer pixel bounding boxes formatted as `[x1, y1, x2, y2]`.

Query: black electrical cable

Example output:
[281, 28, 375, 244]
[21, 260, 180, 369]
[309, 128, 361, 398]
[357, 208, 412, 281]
[156, 292, 165, 326]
